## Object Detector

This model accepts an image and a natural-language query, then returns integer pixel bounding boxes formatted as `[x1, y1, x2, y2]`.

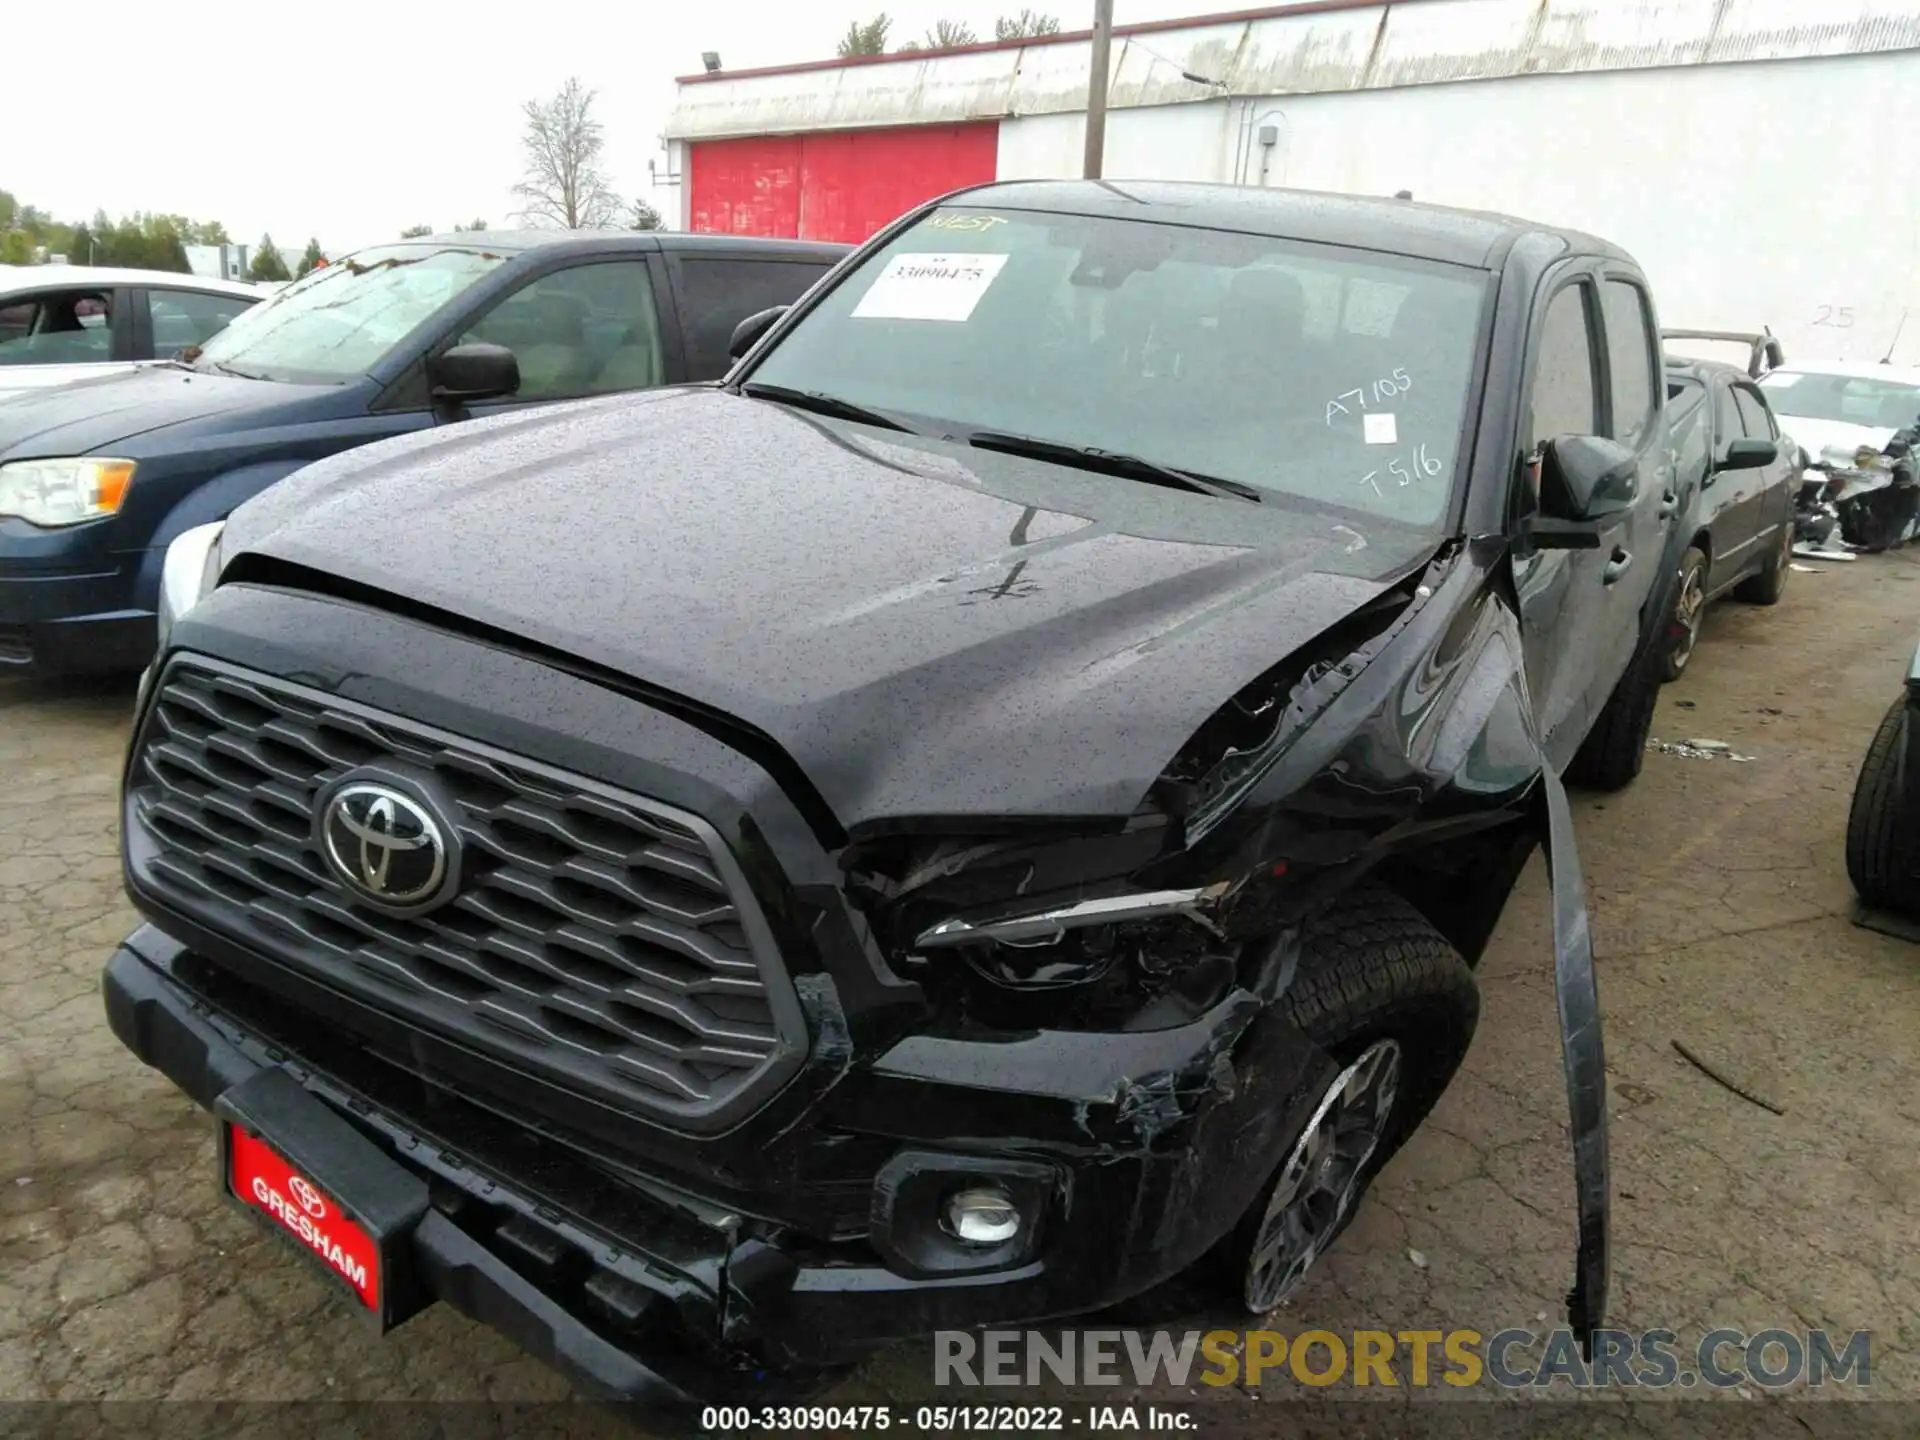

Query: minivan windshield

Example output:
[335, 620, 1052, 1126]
[746, 206, 1490, 527]
[192, 243, 509, 384]
[1758, 369, 1920, 430]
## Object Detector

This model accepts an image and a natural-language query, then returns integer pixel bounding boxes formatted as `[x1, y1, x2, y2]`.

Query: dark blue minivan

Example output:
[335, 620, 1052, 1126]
[0, 230, 846, 676]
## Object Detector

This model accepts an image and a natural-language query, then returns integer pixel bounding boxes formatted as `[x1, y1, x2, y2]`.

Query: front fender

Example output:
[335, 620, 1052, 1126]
[131, 460, 310, 609]
[1538, 764, 1609, 1359]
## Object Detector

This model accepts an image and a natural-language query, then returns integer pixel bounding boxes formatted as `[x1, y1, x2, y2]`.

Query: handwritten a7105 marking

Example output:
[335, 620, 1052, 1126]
[1359, 443, 1444, 496]
[1327, 369, 1412, 425]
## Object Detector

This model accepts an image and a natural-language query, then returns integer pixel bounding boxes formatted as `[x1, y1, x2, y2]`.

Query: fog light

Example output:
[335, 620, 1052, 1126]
[942, 1187, 1021, 1246]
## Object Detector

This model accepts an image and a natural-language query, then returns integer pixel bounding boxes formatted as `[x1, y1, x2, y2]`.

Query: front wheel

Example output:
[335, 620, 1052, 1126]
[1213, 887, 1479, 1312]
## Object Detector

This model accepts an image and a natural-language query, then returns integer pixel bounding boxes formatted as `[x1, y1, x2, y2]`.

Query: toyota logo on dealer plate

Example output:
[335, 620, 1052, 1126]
[287, 1174, 328, 1219]
[317, 779, 457, 911]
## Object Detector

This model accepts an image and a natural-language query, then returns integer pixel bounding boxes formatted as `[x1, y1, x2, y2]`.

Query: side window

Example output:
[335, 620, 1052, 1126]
[0, 302, 31, 346]
[150, 290, 256, 355]
[1671, 384, 1710, 485]
[676, 258, 836, 380]
[1528, 283, 1600, 451]
[1714, 383, 1743, 453]
[1599, 279, 1656, 448]
[456, 261, 661, 402]
[1732, 385, 1776, 440]
[0, 288, 116, 367]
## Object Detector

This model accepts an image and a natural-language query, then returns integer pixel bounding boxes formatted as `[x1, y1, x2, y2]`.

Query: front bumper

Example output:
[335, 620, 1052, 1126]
[104, 922, 1335, 1409]
[0, 520, 152, 675]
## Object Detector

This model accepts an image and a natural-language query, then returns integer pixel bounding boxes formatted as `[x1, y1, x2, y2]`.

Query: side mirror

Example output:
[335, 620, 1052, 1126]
[428, 342, 519, 403]
[728, 306, 787, 362]
[1539, 434, 1640, 521]
[1717, 438, 1778, 472]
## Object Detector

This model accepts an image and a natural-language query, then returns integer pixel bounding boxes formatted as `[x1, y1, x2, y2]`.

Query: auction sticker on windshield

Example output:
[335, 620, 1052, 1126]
[852, 253, 1010, 322]
[227, 1125, 380, 1309]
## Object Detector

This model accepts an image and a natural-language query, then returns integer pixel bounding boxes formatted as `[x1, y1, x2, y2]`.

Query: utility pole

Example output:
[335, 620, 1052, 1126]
[1083, 0, 1115, 179]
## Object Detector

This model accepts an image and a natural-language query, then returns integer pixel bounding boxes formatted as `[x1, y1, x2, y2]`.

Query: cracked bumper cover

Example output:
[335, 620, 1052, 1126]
[102, 923, 1338, 1403]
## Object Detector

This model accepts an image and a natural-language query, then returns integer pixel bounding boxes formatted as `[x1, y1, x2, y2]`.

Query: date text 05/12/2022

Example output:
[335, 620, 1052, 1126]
[700, 1407, 1195, 1432]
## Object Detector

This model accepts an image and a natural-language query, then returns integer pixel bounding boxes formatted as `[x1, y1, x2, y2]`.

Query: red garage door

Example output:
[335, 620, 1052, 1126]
[688, 123, 999, 245]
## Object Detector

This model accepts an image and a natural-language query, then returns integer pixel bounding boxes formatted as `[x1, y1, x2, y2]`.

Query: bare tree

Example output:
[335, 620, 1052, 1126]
[995, 9, 1060, 39]
[512, 78, 622, 229]
[924, 18, 978, 46]
[837, 15, 891, 56]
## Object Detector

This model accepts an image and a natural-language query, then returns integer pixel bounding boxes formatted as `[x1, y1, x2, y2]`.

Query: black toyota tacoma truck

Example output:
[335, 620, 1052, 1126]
[103, 181, 1682, 1411]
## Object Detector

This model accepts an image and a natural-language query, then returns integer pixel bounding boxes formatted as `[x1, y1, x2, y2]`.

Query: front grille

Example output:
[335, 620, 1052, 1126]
[127, 659, 805, 1129]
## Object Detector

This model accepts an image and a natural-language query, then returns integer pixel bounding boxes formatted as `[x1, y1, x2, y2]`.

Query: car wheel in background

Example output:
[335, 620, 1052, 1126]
[1661, 547, 1709, 682]
[1845, 694, 1918, 915]
[1734, 526, 1792, 606]
[1210, 886, 1479, 1312]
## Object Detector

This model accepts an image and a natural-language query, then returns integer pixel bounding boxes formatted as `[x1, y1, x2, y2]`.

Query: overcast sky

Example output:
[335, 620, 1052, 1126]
[9, 0, 1205, 259]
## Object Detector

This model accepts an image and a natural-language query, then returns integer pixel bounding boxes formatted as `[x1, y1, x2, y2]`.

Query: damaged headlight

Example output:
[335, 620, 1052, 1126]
[154, 521, 226, 655]
[915, 884, 1230, 950]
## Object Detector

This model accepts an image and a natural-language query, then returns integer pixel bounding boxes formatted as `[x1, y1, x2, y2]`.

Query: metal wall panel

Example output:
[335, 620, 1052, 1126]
[688, 123, 999, 243]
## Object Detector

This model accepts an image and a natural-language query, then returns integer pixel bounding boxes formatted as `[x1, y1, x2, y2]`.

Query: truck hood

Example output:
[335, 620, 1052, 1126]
[221, 388, 1441, 825]
[0, 364, 300, 459]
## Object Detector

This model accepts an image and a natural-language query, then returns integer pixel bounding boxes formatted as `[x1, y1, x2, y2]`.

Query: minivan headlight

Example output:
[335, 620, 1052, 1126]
[0, 458, 137, 527]
[154, 522, 226, 655]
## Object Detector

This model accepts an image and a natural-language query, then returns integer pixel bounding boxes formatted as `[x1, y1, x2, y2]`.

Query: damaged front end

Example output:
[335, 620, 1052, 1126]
[841, 537, 1610, 1350]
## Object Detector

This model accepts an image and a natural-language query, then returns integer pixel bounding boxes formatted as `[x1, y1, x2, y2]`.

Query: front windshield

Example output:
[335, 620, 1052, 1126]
[193, 242, 509, 383]
[748, 205, 1490, 527]
[1759, 370, 1920, 430]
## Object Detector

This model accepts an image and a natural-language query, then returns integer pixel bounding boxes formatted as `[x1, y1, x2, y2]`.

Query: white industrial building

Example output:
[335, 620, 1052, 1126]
[665, 0, 1920, 365]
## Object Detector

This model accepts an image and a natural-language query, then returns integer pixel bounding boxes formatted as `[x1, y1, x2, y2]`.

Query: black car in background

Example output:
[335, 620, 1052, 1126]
[1848, 633, 1920, 918]
[102, 181, 1691, 1408]
[0, 231, 847, 677]
[1656, 353, 1797, 680]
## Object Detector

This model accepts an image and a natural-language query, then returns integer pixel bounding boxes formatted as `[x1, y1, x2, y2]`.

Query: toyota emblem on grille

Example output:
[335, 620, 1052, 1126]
[318, 780, 453, 910]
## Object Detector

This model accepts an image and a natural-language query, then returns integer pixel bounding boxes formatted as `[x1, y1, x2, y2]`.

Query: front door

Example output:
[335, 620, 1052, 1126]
[445, 257, 678, 419]
[1512, 268, 1614, 767]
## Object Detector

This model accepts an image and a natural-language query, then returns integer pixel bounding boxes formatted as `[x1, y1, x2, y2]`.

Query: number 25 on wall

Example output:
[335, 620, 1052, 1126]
[1813, 306, 1855, 329]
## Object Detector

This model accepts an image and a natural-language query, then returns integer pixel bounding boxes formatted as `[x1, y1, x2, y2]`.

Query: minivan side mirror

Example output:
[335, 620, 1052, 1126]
[1717, 437, 1778, 472]
[729, 306, 787, 362]
[428, 342, 519, 403]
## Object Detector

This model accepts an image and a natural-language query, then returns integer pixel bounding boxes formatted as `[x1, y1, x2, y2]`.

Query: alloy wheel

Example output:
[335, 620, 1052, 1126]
[1243, 1038, 1402, 1312]
[1670, 564, 1706, 673]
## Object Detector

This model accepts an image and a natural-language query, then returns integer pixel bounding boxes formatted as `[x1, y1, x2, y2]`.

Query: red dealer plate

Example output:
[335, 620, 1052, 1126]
[227, 1125, 381, 1310]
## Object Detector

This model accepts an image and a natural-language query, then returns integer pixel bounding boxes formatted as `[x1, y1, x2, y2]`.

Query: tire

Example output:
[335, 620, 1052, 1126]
[1733, 525, 1791, 606]
[1565, 624, 1663, 792]
[1845, 695, 1919, 914]
[1213, 886, 1479, 1312]
[1659, 547, 1709, 682]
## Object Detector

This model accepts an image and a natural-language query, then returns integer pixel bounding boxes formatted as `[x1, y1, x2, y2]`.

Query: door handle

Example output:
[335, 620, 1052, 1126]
[1658, 490, 1679, 520]
[1603, 548, 1632, 585]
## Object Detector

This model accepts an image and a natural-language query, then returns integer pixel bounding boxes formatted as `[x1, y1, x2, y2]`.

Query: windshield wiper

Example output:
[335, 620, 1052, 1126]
[965, 430, 1263, 504]
[739, 382, 916, 434]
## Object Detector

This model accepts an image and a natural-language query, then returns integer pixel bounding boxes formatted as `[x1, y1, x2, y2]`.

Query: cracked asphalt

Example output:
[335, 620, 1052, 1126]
[2, 552, 1917, 1435]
